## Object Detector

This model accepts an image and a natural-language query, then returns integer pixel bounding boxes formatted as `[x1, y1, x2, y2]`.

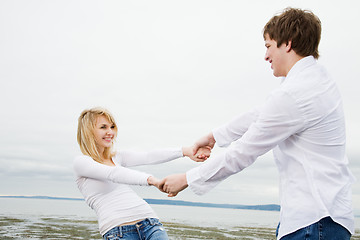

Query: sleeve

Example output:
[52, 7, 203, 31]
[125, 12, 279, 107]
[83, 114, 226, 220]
[186, 90, 305, 195]
[73, 156, 151, 186]
[114, 148, 183, 167]
[212, 107, 260, 147]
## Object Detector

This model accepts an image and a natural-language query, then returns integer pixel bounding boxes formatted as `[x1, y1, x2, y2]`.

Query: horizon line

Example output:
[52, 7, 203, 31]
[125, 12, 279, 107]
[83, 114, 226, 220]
[0, 195, 280, 211]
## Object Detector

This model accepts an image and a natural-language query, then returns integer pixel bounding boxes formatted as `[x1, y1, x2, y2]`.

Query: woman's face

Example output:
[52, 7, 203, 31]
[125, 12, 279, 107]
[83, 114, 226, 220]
[93, 115, 116, 153]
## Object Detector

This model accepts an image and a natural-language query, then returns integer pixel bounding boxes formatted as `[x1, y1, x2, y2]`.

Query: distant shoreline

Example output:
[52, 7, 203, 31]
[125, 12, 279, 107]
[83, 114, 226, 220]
[0, 195, 280, 212]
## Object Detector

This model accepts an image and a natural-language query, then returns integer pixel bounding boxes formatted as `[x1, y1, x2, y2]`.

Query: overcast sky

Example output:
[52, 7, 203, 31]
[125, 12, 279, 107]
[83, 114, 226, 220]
[0, 0, 359, 214]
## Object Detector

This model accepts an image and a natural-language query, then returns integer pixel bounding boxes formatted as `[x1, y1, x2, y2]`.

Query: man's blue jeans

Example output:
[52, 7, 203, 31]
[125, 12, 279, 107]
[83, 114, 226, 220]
[103, 218, 168, 240]
[278, 216, 351, 240]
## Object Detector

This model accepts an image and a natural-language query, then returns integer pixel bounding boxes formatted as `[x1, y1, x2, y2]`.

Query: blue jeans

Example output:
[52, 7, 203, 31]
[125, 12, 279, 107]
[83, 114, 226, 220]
[103, 218, 168, 240]
[277, 216, 351, 240]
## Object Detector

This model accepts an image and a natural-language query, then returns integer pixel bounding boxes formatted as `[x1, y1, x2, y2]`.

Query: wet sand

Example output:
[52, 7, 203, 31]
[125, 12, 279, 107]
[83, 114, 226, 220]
[0, 215, 359, 240]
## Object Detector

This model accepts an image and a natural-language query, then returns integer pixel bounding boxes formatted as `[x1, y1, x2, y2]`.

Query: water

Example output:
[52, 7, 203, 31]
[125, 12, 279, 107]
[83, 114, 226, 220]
[0, 197, 279, 227]
[1, 198, 95, 218]
[0, 197, 359, 239]
[154, 204, 279, 228]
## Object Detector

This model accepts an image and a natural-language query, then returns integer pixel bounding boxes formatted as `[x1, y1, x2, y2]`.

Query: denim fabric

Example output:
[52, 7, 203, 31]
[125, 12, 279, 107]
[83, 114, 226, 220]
[278, 217, 351, 240]
[103, 218, 168, 240]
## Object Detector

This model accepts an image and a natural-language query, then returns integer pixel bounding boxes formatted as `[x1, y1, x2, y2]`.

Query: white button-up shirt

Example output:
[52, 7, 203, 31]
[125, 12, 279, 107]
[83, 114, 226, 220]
[186, 56, 355, 239]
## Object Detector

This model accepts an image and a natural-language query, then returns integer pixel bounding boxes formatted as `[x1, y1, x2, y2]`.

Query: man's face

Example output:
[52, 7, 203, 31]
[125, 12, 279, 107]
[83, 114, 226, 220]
[264, 34, 289, 77]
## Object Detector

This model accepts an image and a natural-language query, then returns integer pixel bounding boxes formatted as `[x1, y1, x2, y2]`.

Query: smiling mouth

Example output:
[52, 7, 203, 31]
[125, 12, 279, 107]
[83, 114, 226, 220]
[103, 137, 113, 142]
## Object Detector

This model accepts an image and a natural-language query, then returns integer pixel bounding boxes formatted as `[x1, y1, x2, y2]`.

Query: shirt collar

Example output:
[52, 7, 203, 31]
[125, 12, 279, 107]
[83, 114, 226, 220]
[286, 56, 316, 80]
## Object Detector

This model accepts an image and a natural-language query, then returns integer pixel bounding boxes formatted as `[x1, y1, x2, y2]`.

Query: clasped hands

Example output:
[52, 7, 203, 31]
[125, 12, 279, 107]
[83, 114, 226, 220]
[148, 133, 215, 197]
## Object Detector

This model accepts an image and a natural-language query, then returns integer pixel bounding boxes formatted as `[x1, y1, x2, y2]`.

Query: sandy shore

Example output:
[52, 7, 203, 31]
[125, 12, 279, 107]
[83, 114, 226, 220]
[0, 215, 359, 240]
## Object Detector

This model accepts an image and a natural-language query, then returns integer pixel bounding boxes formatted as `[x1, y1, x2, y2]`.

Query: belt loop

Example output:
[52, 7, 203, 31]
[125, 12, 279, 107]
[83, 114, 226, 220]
[118, 226, 123, 238]
[148, 218, 156, 225]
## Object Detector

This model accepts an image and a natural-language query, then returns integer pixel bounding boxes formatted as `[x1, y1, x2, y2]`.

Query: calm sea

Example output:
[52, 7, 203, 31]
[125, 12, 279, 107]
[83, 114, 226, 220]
[0, 197, 280, 228]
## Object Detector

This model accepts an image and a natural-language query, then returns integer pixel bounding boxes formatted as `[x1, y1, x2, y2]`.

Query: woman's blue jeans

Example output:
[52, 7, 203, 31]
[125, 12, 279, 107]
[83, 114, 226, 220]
[103, 218, 168, 240]
[277, 216, 351, 240]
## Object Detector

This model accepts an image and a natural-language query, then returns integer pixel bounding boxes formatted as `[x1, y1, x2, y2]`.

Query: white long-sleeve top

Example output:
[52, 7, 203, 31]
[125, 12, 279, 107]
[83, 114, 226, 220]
[186, 56, 355, 239]
[73, 148, 183, 236]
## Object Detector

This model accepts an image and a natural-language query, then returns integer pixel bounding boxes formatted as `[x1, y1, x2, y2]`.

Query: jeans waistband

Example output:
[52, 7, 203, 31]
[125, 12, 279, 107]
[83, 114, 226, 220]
[103, 218, 160, 238]
[122, 218, 159, 231]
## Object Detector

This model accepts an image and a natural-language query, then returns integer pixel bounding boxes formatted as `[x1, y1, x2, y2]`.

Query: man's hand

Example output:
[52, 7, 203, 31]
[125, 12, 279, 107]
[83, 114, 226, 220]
[160, 173, 188, 197]
[182, 146, 211, 162]
[193, 132, 216, 156]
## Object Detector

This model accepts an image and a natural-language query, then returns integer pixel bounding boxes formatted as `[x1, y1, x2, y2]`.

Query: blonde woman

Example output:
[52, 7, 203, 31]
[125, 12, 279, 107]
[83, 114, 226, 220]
[74, 107, 209, 240]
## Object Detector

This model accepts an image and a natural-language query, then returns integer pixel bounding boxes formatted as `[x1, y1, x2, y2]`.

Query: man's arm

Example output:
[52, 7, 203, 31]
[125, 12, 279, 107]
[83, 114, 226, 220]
[212, 108, 260, 147]
[163, 90, 305, 196]
[193, 108, 260, 158]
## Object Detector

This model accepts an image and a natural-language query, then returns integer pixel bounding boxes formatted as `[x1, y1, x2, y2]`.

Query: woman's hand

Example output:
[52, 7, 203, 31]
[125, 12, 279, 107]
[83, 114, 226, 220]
[182, 146, 211, 162]
[147, 176, 166, 192]
[192, 132, 216, 155]
[161, 173, 188, 197]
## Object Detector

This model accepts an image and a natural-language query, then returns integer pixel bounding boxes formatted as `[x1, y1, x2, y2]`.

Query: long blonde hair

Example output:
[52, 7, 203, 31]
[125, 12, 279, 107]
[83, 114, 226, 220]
[77, 107, 118, 163]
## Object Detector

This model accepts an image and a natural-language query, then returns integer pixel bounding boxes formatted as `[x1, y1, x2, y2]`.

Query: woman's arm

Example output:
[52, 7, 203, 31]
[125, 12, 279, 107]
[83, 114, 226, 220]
[116, 148, 182, 167]
[73, 155, 151, 186]
[117, 147, 210, 167]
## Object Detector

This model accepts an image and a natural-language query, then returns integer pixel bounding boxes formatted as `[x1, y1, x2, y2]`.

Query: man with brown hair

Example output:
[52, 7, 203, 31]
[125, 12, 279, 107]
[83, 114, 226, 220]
[161, 7, 355, 239]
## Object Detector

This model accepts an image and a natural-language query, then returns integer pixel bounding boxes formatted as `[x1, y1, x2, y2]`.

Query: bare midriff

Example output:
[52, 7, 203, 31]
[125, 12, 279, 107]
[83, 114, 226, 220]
[119, 219, 145, 226]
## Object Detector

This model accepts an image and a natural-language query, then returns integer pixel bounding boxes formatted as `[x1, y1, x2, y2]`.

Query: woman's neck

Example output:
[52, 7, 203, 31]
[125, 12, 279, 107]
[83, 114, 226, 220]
[101, 158, 115, 166]
[98, 148, 114, 166]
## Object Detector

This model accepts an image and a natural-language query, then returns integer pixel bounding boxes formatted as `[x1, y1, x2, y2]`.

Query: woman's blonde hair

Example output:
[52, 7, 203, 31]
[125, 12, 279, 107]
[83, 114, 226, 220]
[77, 107, 118, 163]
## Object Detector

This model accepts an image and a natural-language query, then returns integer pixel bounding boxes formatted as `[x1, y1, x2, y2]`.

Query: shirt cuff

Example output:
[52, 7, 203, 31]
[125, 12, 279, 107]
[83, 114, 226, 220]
[144, 174, 152, 186]
[177, 147, 185, 158]
[186, 166, 220, 195]
[186, 167, 204, 195]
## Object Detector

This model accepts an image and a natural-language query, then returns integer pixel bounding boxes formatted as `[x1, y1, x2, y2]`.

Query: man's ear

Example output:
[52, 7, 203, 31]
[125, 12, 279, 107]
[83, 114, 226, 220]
[286, 40, 292, 52]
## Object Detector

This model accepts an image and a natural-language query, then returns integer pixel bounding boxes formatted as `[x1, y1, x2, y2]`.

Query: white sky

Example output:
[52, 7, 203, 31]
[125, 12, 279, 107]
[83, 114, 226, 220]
[0, 0, 359, 214]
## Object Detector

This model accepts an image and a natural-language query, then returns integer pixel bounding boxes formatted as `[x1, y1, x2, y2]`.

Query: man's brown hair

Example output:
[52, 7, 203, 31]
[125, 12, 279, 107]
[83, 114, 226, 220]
[263, 8, 321, 59]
